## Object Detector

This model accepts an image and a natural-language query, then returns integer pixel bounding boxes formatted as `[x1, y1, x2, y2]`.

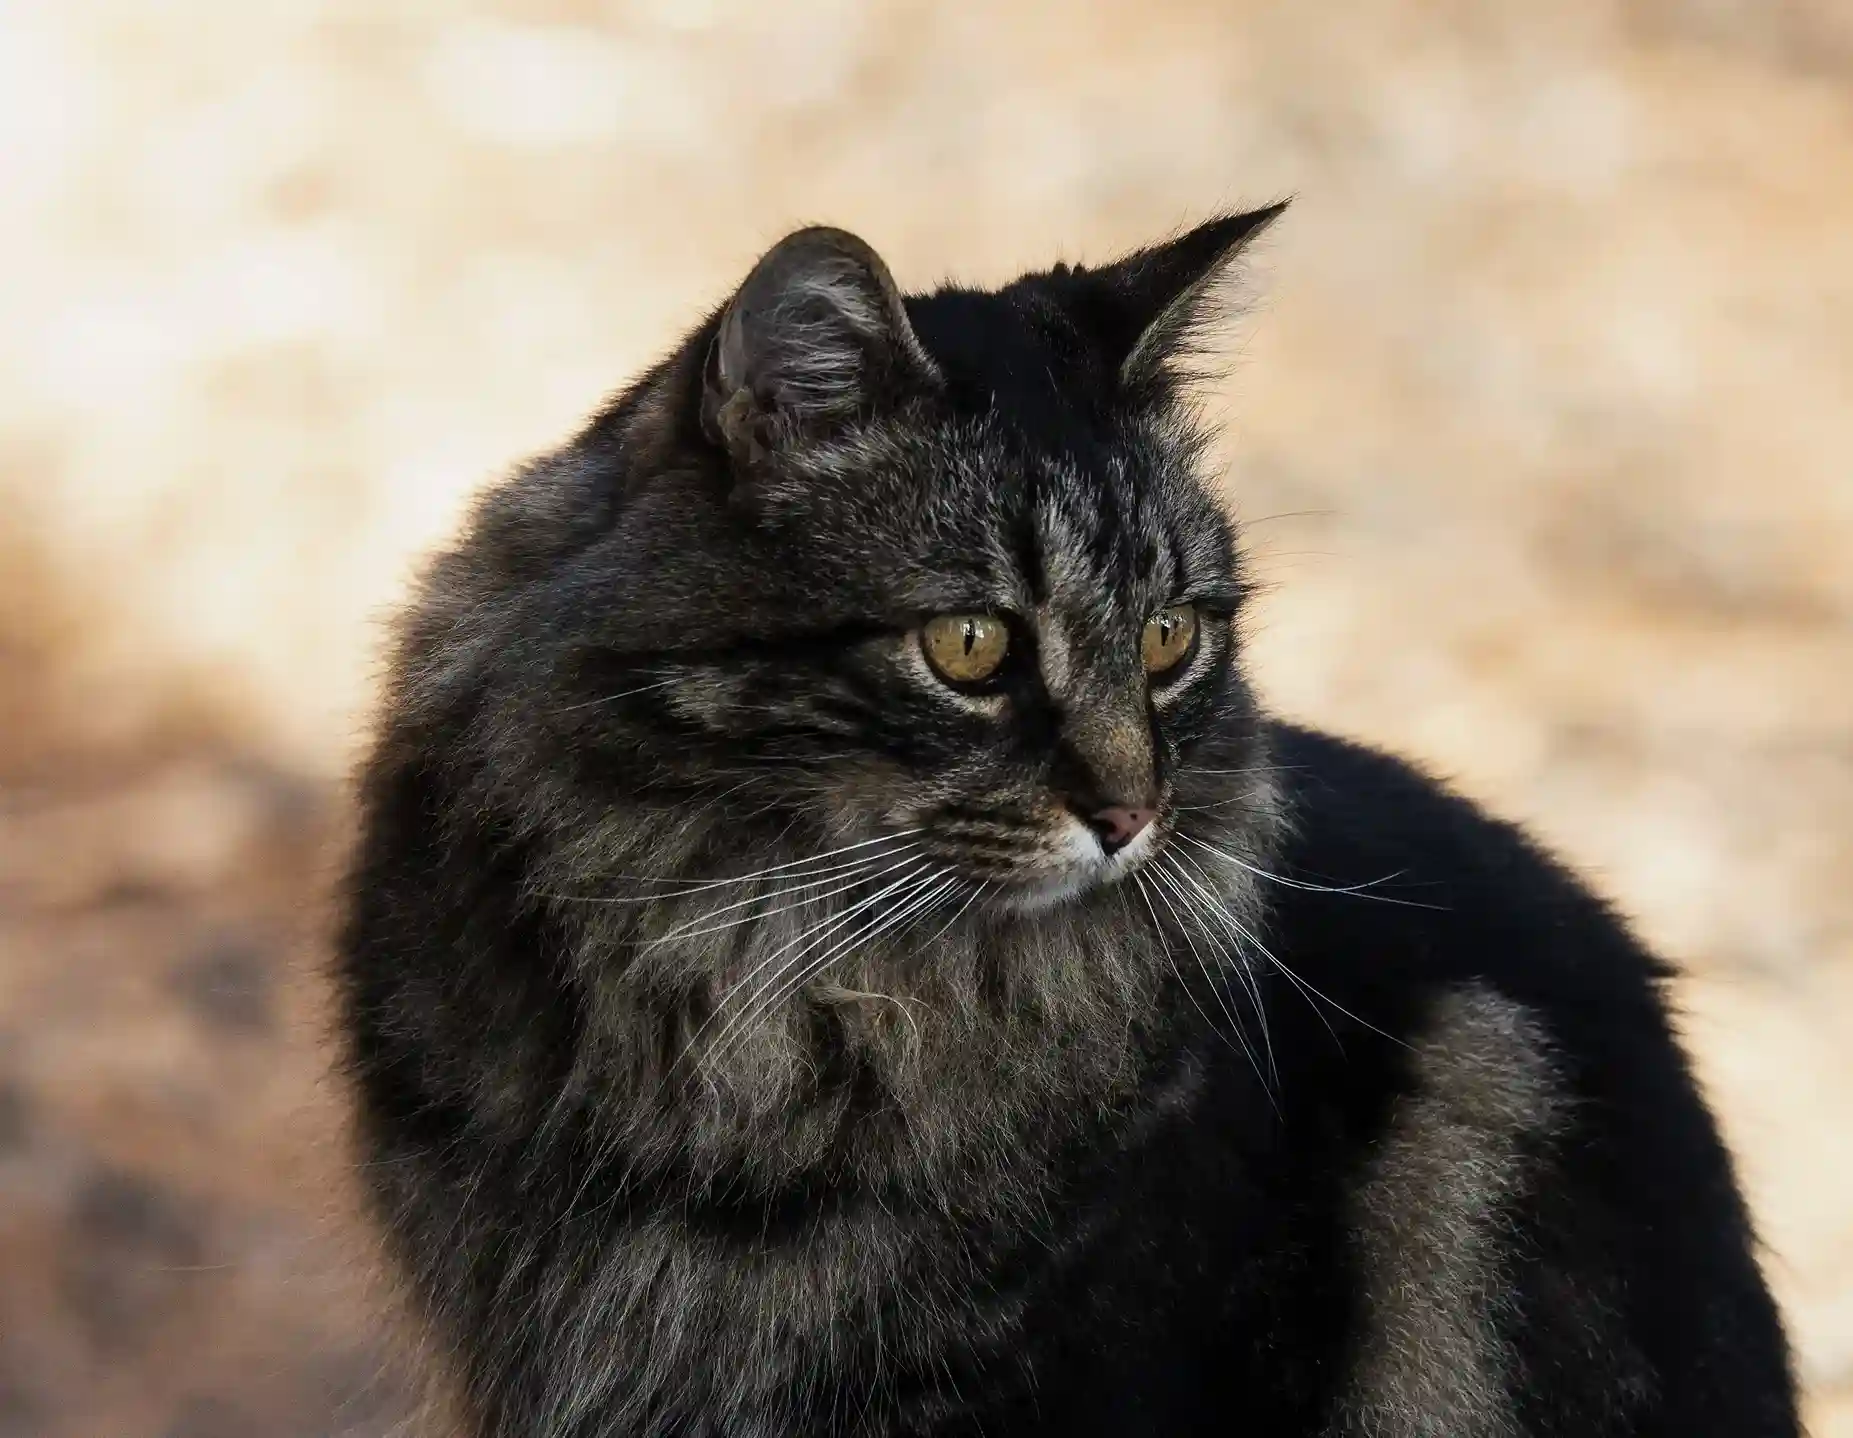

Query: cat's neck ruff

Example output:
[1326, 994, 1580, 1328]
[527, 797, 1279, 1198]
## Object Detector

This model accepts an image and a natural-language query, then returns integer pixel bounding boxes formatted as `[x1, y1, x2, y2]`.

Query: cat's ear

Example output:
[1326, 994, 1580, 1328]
[1089, 203, 1288, 402]
[701, 227, 938, 466]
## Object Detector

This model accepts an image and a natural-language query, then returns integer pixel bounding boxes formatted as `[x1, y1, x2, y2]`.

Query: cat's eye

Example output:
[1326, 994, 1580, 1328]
[921, 614, 1010, 686]
[1142, 604, 1199, 676]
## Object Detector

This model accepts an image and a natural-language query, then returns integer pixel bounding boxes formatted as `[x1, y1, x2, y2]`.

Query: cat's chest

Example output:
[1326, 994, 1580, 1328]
[587, 1192, 1021, 1436]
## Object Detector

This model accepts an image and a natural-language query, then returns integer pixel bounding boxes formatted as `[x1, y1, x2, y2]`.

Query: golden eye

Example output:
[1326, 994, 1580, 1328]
[921, 614, 1010, 686]
[1142, 604, 1199, 676]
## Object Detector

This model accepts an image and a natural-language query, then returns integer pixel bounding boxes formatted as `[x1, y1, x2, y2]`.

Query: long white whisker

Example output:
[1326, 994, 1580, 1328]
[1172, 795, 1273, 815]
[693, 869, 935, 1069]
[646, 828, 922, 891]
[1161, 849, 1286, 1080]
[643, 849, 920, 950]
[1166, 840, 1333, 1050]
[691, 861, 936, 1071]
[554, 676, 681, 714]
[798, 868, 959, 979]
[1131, 869, 1273, 1108]
[1175, 832, 1436, 908]
[1150, 855, 1276, 1100]
[1171, 838, 1411, 1051]
[817, 877, 972, 1047]
[544, 830, 923, 904]
[704, 868, 952, 1073]
[884, 872, 970, 949]
[1181, 764, 1305, 776]
[919, 879, 988, 951]
[1134, 867, 1265, 1095]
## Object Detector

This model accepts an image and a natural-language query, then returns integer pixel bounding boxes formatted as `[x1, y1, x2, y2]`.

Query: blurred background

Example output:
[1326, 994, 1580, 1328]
[1, 1, 1850, 1433]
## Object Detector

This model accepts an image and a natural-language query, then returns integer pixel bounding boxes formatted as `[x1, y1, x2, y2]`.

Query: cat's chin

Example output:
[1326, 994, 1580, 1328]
[993, 823, 1160, 914]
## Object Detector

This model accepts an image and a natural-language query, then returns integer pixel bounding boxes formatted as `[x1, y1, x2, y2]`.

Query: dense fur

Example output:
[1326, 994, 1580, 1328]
[337, 212, 1797, 1436]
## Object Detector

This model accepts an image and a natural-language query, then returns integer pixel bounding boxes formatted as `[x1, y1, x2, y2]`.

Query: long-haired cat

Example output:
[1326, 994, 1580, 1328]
[337, 209, 1797, 1436]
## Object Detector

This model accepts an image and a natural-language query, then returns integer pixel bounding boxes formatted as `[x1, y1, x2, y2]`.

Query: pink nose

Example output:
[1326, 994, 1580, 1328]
[1088, 805, 1155, 856]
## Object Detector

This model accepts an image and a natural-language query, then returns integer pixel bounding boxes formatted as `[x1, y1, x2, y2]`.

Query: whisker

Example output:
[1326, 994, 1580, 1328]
[651, 828, 923, 892]
[919, 879, 988, 950]
[1239, 508, 1338, 526]
[1168, 839, 1411, 1052]
[1180, 763, 1305, 776]
[1150, 856, 1277, 1100]
[817, 876, 972, 1042]
[642, 849, 920, 949]
[553, 676, 681, 714]
[542, 830, 923, 904]
[1163, 847, 1299, 1065]
[1174, 832, 1440, 909]
[1131, 869, 1274, 1111]
[1261, 948, 1411, 1052]
[885, 872, 972, 949]
[1172, 796, 1273, 816]
[704, 868, 953, 1073]
[691, 869, 936, 1070]
[1166, 840, 1338, 1051]
[814, 870, 960, 980]
[690, 862, 937, 1072]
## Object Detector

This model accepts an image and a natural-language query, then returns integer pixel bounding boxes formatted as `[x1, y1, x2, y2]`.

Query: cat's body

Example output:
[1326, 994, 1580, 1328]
[338, 213, 1797, 1436]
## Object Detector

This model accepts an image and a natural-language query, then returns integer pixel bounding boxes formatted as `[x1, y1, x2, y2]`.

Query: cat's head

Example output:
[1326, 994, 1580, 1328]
[523, 210, 1284, 911]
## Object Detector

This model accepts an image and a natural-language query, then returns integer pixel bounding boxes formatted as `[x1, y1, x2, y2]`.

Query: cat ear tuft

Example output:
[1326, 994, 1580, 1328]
[1096, 203, 1289, 402]
[702, 227, 938, 466]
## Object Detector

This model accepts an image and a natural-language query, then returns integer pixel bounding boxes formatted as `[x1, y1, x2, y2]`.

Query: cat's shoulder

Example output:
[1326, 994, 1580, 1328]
[1258, 719, 1674, 1044]
[1230, 725, 1790, 1438]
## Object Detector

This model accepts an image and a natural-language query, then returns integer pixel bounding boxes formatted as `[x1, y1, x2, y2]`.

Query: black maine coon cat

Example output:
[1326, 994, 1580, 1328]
[338, 207, 1797, 1436]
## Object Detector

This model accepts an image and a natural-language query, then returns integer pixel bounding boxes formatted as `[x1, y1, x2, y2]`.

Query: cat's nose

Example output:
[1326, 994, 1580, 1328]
[1087, 805, 1155, 856]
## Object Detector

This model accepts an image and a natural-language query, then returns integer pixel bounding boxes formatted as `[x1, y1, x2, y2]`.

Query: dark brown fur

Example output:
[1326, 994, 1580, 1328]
[337, 215, 1795, 1436]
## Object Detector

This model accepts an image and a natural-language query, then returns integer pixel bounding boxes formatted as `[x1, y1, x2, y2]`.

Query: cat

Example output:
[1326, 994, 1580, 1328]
[336, 207, 1798, 1437]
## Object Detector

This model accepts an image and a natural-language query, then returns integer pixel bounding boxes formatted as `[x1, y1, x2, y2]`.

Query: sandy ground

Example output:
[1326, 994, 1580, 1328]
[1, 2, 1850, 1433]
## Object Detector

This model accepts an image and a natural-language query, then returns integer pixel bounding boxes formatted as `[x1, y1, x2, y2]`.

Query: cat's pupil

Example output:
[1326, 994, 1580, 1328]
[921, 614, 1009, 684]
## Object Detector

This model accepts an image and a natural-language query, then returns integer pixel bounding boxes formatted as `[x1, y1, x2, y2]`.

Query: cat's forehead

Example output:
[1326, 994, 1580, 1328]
[1024, 449, 1177, 608]
[769, 322, 1232, 625]
[803, 416, 1213, 619]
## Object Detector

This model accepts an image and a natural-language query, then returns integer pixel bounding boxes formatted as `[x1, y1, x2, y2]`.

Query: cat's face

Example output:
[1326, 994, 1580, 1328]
[737, 419, 1246, 912]
[547, 215, 1280, 910]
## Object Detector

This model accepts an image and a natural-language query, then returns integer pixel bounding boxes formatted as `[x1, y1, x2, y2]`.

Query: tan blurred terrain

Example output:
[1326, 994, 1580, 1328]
[2, 2, 1850, 1433]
